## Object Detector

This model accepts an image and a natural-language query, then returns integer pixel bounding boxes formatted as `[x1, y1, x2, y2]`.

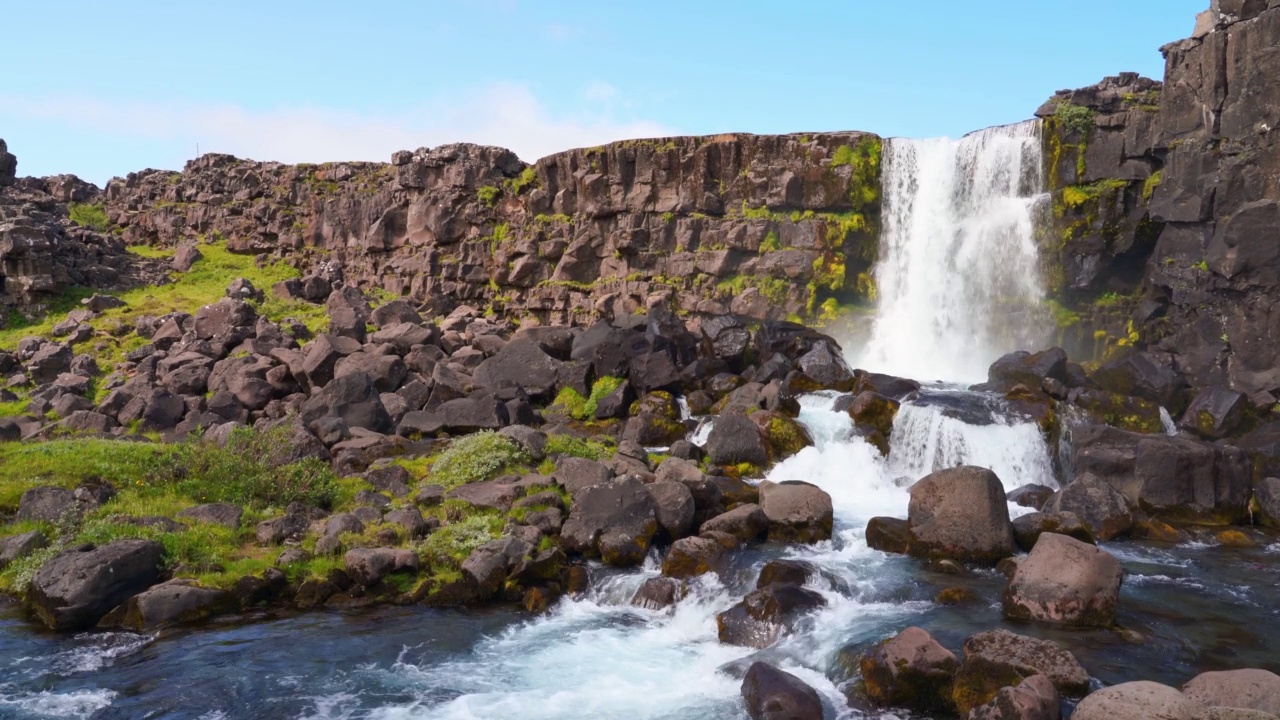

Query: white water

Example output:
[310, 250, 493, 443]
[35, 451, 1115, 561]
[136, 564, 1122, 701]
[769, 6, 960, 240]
[858, 122, 1050, 383]
[351, 393, 1056, 719]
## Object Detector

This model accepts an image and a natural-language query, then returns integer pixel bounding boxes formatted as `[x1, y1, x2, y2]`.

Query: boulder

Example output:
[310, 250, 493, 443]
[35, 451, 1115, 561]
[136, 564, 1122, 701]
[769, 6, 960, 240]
[968, 674, 1061, 720]
[796, 340, 855, 390]
[472, 339, 562, 401]
[1045, 473, 1133, 540]
[176, 502, 243, 529]
[953, 629, 1091, 714]
[630, 577, 686, 610]
[860, 626, 958, 713]
[1180, 386, 1249, 440]
[1255, 477, 1280, 529]
[552, 457, 613, 497]
[705, 414, 770, 467]
[646, 481, 696, 541]
[343, 547, 419, 587]
[662, 535, 730, 579]
[28, 539, 165, 631]
[560, 476, 659, 566]
[907, 466, 1015, 564]
[1002, 532, 1123, 627]
[106, 580, 231, 631]
[740, 662, 824, 720]
[300, 372, 393, 433]
[1090, 352, 1189, 413]
[0, 530, 49, 570]
[988, 347, 1069, 389]
[1012, 511, 1096, 551]
[865, 516, 910, 554]
[16, 486, 80, 523]
[757, 559, 817, 589]
[1182, 669, 1280, 715]
[255, 511, 311, 545]
[1008, 484, 1056, 510]
[716, 583, 826, 648]
[1071, 681, 1200, 720]
[700, 504, 769, 543]
[462, 536, 530, 599]
[758, 480, 833, 543]
[1070, 423, 1250, 524]
[846, 391, 900, 438]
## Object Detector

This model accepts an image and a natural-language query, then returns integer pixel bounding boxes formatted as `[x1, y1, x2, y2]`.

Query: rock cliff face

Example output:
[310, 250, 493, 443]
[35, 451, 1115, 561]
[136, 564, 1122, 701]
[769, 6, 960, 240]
[98, 133, 882, 326]
[1040, 2, 1280, 402]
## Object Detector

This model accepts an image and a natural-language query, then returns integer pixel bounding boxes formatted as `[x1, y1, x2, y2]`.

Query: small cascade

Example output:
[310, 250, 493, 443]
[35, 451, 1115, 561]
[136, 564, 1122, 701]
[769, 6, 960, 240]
[858, 121, 1050, 383]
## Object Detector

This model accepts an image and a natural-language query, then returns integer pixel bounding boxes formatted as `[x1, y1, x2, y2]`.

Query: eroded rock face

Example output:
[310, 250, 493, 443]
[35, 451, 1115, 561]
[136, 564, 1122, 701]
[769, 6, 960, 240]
[28, 539, 165, 631]
[906, 465, 1015, 564]
[1002, 532, 1123, 627]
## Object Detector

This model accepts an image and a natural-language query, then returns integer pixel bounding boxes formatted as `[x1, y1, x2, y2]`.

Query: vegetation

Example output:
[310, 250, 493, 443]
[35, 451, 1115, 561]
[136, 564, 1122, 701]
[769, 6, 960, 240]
[829, 136, 882, 211]
[759, 231, 781, 253]
[424, 431, 531, 490]
[1061, 179, 1128, 209]
[544, 433, 614, 462]
[551, 376, 626, 421]
[1054, 102, 1097, 137]
[477, 185, 501, 207]
[1142, 170, 1163, 201]
[68, 202, 111, 231]
[504, 167, 539, 195]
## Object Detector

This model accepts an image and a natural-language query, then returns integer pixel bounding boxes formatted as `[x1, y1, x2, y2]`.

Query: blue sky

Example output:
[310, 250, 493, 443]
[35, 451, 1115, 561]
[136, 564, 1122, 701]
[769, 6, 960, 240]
[1, 0, 1204, 185]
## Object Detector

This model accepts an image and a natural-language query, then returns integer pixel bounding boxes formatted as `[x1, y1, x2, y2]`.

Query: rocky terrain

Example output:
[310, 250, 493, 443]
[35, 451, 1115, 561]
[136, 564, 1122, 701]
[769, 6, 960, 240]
[2, 2, 1280, 719]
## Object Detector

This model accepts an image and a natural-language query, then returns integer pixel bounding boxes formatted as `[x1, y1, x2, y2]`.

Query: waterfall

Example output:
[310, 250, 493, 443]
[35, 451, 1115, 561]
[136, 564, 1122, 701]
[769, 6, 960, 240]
[857, 121, 1050, 384]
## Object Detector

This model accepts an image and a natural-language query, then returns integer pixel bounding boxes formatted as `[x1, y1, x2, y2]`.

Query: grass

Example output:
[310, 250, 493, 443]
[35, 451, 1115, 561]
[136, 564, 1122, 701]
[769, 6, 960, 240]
[68, 203, 111, 231]
[477, 186, 500, 207]
[544, 434, 614, 462]
[1062, 179, 1129, 209]
[418, 511, 504, 566]
[550, 376, 626, 421]
[504, 167, 539, 195]
[423, 431, 531, 490]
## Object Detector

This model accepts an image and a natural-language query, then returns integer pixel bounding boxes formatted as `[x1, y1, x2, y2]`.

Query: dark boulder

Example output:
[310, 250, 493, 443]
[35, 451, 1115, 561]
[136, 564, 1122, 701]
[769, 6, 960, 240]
[865, 516, 910, 554]
[1179, 386, 1249, 439]
[952, 629, 1090, 714]
[700, 504, 769, 543]
[630, 576, 687, 610]
[1008, 484, 1056, 510]
[705, 414, 770, 467]
[0, 530, 49, 570]
[646, 481, 696, 541]
[300, 372, 393, 433]
[343, 547, 418, 587]
[104, 580, 231, 631]
[462, 536, 531, 599]
[28, 539, 165, 631]
[560, 476, 659, 566]
[1044, 473, 1133, 540]
[473, 339, 562, 401]
[987, 348, 1068, 390]
[176, 503, 244, 529]
[716, 583, 826, 648]
[1012, 512, 1096, 551]
[1090, 352, 1189, 414]
[756, 559, 816, 589]
[661, 535, 731, 579]
[740, 662, 824, 720]
[17, 486, 81, 523]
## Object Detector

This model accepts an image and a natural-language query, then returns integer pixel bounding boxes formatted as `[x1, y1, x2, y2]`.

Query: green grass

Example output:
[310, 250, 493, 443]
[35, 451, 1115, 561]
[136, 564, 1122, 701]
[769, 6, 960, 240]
[544, 434, 614, 461]
[418, 510, 504, 565]
[477, 185, 500, 207]
[126, 244, 176, 260]
[550, 376, 626, 421]
[1055, 102, 1097, 137]
[0, 439, 173, 510]
[504, 167, 539, 195]
[68, 203, 111, 231]
[425, 431, 531, 490]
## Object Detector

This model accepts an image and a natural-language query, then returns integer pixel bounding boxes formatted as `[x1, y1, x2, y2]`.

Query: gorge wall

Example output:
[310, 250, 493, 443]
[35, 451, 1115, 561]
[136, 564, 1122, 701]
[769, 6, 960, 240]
[3, 1, 1280, 402]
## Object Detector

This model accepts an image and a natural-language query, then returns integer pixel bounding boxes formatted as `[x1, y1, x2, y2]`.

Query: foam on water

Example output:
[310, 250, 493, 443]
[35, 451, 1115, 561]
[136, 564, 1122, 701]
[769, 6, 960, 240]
[0, 687, 117, 718]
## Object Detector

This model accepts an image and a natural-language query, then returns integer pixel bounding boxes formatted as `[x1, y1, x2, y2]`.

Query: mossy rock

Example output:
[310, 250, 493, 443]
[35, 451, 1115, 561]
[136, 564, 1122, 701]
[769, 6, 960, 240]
[846, 392, 899, 438]
[951, 654, 1035, 716]
[750, 411, 813, 461]
[630, 391, 679, 420]
[935, 587, 979, 605]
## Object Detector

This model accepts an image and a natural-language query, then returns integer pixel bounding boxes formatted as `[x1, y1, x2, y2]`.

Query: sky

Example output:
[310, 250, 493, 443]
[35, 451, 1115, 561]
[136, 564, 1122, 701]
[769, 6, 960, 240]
[1, 0, 1206, 186]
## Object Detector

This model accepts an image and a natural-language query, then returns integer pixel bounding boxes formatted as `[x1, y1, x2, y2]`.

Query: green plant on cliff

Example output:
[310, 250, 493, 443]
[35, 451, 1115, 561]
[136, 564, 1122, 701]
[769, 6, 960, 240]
[1142, 170, 1163, 201]
[68, 202, 111, 231]
[759, 231, 782, 253]
[504, 167, 539, 195]
[830, 137, 882, 210]
[1054, 102, 1097, 138]
[477, 185, 501, 207]
[1061, 178, 1128, 209]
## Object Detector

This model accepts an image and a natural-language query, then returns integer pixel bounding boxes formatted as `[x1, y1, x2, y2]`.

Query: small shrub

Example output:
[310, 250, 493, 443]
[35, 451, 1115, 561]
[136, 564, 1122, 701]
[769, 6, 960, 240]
[760, 231, 781, 253]
[428, 431, 530, 489]
[477, 185, 501, 207]
[1055, 102, 1097, 138]
[419, 511, 504, 565]
[504, 167, 539, 195]
[68, 202, 111, 231]
[544, 434, 614, 461]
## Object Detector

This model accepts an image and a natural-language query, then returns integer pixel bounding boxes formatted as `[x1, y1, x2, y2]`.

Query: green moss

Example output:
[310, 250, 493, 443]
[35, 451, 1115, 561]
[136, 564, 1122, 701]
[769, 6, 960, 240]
[741, 202, 773, 220]
[1142, 170, 1163, 201]
[544, 434, 614, 461]
[1054, 102, 1097, 137]
[68, 202, 111, 231]
[549, 376, 626, 421]
[1062, 178, 1129, 209]
[427, 431, 531, 490]
[477, 185, 501, 207]
[759, 231, 781, 253]
[1045, 299, 1081, 328]
[504, 167, 539, 195]
[829, 136, 882, 211]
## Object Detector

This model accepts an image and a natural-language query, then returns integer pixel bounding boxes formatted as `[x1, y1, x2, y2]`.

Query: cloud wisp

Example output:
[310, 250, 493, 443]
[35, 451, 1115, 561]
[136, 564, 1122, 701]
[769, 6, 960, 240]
[0, 82, 675, 170]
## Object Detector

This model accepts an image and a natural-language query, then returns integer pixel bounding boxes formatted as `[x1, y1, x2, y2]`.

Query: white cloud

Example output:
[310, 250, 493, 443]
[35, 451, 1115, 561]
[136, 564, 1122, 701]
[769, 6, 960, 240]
[582, 81, 619, 104]
[0, 82, 675, 167]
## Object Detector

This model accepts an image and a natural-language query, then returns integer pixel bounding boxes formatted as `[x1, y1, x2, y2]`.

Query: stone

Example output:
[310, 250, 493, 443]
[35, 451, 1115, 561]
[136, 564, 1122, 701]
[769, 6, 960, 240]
[968, 675, 1061, 720]
[860, 626, 959, 713]
[646, 481, 696, 541]
[1002, 532, 1123, 627]
[385, 507, 430, 539]
[16, 486, 81, 523]
[173, 243, 203, 272]
[1182, 669, 1280, 715]
[756, 559, 816, 589]
[704, 414, 770, 467]
[740, 662, 824, 720]
[630, 577, 687, 610]
[988, 348, 1069, 390]
[552, 457, 613, 497]
[662, 535, 729, 579]
[716, 583, 826, 648]
[301, 372, 393, 433]
[28, 539, 165, 631]
[176, 503, 243, 529]
[559, 476, 659, 566]
[107, 580, 231, 631]
[907, 465, 1015, 564]
[846, 391, 900, 438]
[865, 516, 910, 554]
[1071, 681, 1200, 720]
[1179, 386, 1249, 439]
[757, 480, 833, 543]
[1008, 484, 1056, 510]
[0, 530, 49, 570]
[343, 547, 418, 587]
[472, 339, 562, 401]
[1090, 352, 1188, 414]
[700, 504, 769, 543]
[954, 629, 1091, 713]
[462, 536, 530, 599]
[1012, 511, 1096, 551]
[256, 512, 311, 545]
[1045, 473, 1133, 540]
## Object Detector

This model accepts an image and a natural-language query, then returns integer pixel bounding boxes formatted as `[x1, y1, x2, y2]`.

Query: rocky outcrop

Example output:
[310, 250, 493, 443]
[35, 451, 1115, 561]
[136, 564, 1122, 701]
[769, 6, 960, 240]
[27, 539, 165, 630]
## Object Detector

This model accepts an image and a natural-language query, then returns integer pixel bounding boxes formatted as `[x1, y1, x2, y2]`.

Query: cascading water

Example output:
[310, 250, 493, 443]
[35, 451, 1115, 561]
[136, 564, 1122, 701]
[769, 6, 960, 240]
[858, 121, 1050, 383]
